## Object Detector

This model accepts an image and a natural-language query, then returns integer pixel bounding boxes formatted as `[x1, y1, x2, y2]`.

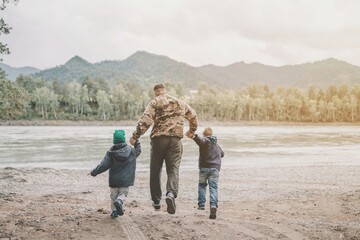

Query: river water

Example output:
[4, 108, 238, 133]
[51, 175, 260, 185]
[0, 126, 360, 170]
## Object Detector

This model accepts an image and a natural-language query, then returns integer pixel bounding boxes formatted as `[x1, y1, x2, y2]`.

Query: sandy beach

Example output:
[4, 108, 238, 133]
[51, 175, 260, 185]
[0, 163, 359, 240]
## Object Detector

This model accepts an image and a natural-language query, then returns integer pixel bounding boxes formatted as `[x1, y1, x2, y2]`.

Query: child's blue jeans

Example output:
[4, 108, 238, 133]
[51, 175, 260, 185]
[198, 168, 219, 208]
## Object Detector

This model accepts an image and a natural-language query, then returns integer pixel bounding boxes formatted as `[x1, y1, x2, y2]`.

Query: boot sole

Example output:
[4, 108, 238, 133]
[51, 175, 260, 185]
[165, 197, 176, 214]
[209, 208, 217, 219]
[114, 201, 124, 216]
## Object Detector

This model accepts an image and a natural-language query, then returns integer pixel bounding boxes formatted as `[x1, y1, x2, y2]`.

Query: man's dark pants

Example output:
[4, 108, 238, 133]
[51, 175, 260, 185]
[150, 136, 183, 203]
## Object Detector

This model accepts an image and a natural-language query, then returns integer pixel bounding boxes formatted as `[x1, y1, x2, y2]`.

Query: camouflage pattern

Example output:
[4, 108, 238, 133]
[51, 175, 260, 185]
[132, 93, 198, 140]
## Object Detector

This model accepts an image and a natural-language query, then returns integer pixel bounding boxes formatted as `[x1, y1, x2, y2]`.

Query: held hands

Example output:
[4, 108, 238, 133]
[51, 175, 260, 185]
[129, 137, 136, 146]
[185, 130, 195, 139]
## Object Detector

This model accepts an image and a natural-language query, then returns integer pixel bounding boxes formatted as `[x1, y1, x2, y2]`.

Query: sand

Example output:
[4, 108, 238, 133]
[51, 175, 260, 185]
[0, 164, 359, 240]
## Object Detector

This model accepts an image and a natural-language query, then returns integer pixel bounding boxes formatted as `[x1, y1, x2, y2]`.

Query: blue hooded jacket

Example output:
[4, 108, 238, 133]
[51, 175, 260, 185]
[91, 141, 141, 188]
[193, 135, 224, 170]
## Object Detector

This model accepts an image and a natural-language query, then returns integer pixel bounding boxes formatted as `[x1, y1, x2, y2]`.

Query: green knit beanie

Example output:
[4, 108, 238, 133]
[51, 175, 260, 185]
[113, 129, 126, 144]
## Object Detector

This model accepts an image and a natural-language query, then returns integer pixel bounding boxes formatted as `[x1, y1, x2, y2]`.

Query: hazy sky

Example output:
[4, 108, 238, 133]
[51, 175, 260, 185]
[2, 0, 360, 69]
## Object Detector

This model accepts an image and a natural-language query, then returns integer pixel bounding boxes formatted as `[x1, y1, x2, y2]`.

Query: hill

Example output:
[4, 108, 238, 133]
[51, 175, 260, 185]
[198, 58, 360, 88]
[30, 55, 96, 83]
[31, 51, 209, 88]
[0, 62, 40, 80]
[7, 51, 360, 89]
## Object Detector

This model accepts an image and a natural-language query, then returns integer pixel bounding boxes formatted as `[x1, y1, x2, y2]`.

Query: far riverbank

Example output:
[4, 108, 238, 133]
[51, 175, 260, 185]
[1, 119, 360, 126]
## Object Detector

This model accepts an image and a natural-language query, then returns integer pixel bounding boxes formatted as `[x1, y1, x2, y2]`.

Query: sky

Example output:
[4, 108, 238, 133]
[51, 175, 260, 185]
[1, 0, 360, 69]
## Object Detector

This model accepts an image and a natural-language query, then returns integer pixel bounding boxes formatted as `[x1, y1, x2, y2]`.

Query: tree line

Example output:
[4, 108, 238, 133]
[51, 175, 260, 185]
[1, 74, 360, 123]
[189, 83, 360, 123]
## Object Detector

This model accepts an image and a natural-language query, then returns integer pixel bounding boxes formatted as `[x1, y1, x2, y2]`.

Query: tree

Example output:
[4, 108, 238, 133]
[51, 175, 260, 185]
[97, 90, 111, 120]
[0, 0, 19, 77]
[0, 18, 10, 57]
[80, 84, 89, 116]
[0, 66, 5, 79]
[33, 87, 53, 119]
[318, 99, 327, 122]
[338, 84, 349, 99]
[164, 81, 184, 97]
[308, 100, 319, 122]
[326, 85, 337, 102]
[111, 83, 127, 120]
[64, 81, 81, 115]
[52, 79, 62, 95]
[82, 77, 109, 112]
[349, 95, 357, 122]
[326, 101, 336, 122]
[16, 75, 46, 93]
[307, 85, 317, 100]
[332, 95, 342, 121]
[272, 89, 287, 121]
[0, 79, 27, 119]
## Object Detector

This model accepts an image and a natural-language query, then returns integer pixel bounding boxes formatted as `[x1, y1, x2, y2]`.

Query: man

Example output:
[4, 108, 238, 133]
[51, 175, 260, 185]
[130, 83, 198, 214]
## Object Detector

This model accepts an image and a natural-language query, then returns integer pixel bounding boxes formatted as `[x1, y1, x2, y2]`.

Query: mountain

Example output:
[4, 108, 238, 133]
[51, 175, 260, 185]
[198, 58, 360, 88]
[25, 51, 360, 89]
[114, 51, 209, 87]
[31, 55, 96, 83]
[32, 51, 209, 88]
[0, 62, 40, 80]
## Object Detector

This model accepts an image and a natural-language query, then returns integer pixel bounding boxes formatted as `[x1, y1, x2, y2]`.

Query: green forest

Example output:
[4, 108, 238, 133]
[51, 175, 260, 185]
[1, 74, 360, 123]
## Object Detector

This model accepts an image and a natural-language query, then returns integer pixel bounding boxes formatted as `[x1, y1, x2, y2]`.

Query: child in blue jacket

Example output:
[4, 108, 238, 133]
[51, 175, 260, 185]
[89, 130, 141, 218]
[187, 127, 224, 219]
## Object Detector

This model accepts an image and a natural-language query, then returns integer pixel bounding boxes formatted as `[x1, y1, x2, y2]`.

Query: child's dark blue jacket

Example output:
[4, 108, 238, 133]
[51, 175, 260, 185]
[91, 141, 141, 188]
[193, 135, 224, 170]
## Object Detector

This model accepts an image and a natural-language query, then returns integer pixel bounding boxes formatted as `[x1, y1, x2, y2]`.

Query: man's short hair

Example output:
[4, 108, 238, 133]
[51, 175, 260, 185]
[153, 84, 166, 91]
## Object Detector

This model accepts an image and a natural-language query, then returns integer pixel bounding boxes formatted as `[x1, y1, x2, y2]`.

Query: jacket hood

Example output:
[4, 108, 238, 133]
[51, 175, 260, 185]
[207, 136, 217, 144]
[109, 143, 132, 161]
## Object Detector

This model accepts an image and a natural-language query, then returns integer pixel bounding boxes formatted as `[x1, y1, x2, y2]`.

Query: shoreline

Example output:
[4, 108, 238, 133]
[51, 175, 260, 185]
[1, 119, 360, 126]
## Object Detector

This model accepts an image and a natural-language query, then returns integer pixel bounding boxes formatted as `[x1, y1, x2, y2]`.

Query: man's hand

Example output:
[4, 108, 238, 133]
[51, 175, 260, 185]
[130, 137, 136, 146]
[185, 130, 195, 138]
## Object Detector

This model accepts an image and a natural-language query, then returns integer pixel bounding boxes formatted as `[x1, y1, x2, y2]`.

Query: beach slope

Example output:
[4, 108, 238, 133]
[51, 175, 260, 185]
[0, 165, 359, 240]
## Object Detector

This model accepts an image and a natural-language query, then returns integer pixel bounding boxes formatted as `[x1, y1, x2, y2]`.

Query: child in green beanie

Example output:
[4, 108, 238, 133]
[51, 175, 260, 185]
[89, 130, 141, 218]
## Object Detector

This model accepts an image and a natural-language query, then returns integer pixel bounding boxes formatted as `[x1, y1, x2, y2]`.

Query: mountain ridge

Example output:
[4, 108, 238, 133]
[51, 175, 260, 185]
[3, 51, 360, 88]
[0, 62, 40, 80]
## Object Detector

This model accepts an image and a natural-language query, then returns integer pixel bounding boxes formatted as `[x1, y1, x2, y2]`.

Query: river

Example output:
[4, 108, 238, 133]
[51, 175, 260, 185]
[1, 125, 360, 169]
